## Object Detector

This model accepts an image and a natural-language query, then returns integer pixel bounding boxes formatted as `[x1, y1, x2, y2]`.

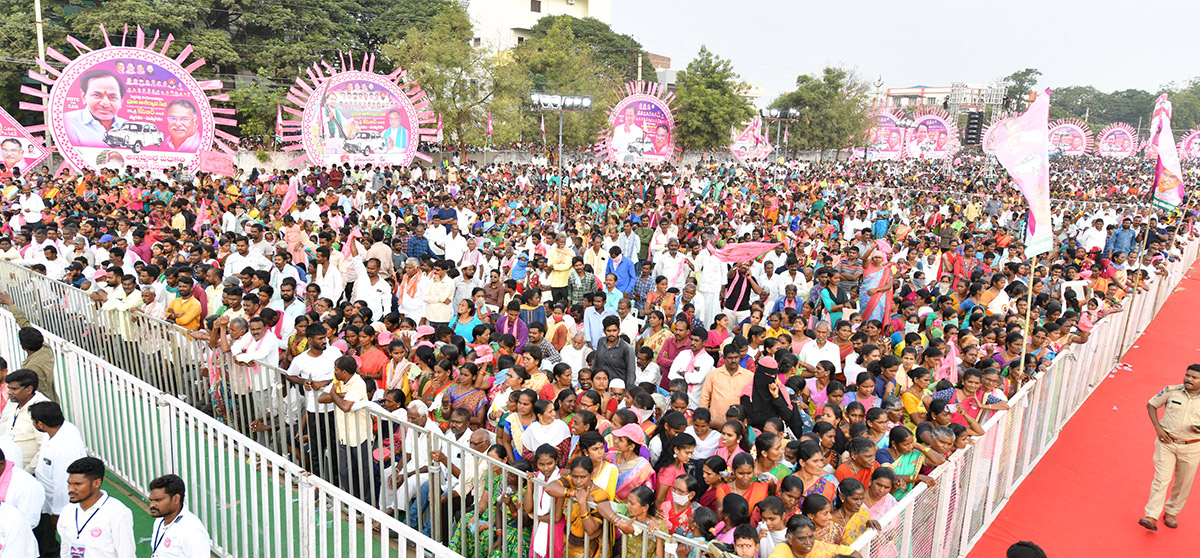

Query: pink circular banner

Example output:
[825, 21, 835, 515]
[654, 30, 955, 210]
[607, 94, 675, 165]
[48, 47, 214, 172]
[1047, 124, 1088, 155]
[301, 72, 420, 168]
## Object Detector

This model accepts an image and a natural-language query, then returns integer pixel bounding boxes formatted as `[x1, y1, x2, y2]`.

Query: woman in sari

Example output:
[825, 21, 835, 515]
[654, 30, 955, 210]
[449, 445, 513, 557]
[521, 399, 573, 466]
[604, 486, 664, 558]
[636, 311, 670, 359]
[714, 453, 771, 514]
[380, 340, 418, 403]
[524, 445, 565, 558]
[832, 478, 883, 544]
[859, 244, 894, 323]
[609, 423, 655, 502]
[538, 455, 615, 558]
[500, 390, 538, 462]
[874, 426, 942, 499]
[445, 363, 489, 423]
[418, 359, 454, 406]
[925, 368, 1008, 427]
[796, 440, 838, 501]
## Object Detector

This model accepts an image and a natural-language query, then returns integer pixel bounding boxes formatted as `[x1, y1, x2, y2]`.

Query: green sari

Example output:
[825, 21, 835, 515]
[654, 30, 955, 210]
[884, 450, 925, 499]
[449, 471, 507, 557]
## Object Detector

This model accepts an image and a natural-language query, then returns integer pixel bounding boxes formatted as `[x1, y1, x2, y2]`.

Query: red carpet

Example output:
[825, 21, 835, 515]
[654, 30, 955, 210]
[968, 259, 1200, 557]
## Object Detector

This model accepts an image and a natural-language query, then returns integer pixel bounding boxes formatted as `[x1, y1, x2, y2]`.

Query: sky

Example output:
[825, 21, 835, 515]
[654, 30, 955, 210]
[611, 0, 1200, 107]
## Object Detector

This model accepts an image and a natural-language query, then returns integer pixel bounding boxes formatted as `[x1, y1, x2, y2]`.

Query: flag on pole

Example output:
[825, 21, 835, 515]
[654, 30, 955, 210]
[275, 103, 283, 137]
[540, 114, 546, 142]
[784, 124, 789, 143]
[192, 201, 210, 233]
[486, 111, 493, 137]
[993, 89, 1052, 258]
[1148, 94, 1185, 210]
[279, 178, 299, 216]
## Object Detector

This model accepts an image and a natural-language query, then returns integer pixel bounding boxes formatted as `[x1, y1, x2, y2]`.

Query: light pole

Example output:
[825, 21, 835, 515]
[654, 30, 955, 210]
[760, 108, 801, 161]
[530, 92, 593, 226]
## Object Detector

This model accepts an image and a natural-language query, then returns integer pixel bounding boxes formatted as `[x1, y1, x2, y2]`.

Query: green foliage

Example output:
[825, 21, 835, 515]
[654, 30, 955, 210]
[673, 46, 753, 150]
[772, 67, 872, 152]
[528, 15, 655, 82]
[1003, 68, 1042, 112]
[226, 70, 285, 139]
[515, 19, 614, 147]
[383, 5, 528, 150]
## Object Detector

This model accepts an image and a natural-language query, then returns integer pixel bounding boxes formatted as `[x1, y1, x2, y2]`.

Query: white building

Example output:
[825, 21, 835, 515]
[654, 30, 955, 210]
[464, 0, 614, 51]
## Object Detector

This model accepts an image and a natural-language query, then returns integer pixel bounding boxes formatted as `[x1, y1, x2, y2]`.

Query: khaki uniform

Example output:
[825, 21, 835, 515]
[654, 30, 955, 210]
[1145, 384, 1200, 518]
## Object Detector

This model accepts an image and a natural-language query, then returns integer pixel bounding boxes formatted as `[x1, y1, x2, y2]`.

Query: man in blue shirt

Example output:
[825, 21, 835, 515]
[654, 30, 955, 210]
[582, 292, 616, 348]
[605, 246, 637, 293]
[1104, 218, 1136, 258]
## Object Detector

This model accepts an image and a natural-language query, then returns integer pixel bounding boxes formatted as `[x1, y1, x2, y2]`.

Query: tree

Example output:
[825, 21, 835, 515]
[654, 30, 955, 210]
[383, 5, 528, 153]
[516, 19, 621, 149]
[528, 15, 655, 83]
[1003, 68, 1042, 112]
[772, 66, 872, 156]
[673, 46, 753, 150]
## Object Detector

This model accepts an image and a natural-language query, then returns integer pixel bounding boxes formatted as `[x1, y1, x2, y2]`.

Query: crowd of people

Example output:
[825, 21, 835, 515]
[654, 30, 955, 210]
[0, 151, 1197, 558]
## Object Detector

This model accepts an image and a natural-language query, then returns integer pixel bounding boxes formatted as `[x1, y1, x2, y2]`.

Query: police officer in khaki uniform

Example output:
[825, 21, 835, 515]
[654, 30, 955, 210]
[1140, 364, 1200, 530]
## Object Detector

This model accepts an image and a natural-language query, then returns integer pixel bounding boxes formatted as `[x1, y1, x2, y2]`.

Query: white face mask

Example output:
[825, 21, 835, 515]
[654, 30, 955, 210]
[672, 492, 691, 506]
[905, 323, 919, 334]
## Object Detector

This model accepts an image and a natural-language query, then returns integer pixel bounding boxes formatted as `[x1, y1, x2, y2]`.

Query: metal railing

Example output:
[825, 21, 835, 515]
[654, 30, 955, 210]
[849, 233, 1200, 557]
[0, 311, 453, 558]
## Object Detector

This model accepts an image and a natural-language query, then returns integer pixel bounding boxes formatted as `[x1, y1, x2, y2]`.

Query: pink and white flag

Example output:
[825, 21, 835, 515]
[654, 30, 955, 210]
[540, 114, 546, 141]
[486, 111, 493, 137]
[1148, 94, 1185, 210]
[993, 89, 1052, 257]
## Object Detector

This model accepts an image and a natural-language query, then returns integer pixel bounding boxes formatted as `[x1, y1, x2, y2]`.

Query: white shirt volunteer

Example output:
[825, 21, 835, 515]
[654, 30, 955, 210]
[798, 338, 842, 377]
[286, 348, 343, 414]
[0, 501, 36, 558]
[2, 465, 45, 527]
[34, 421, 87, 515]
[150, 507, 211, 558]
[56, 491, 135, 558]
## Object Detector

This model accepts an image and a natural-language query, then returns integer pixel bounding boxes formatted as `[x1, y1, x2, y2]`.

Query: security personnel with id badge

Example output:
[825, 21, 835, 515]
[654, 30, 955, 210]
[1140, 364, 1200, 531]
[56, 457, 134, 558]
[147, 474, 210, 558]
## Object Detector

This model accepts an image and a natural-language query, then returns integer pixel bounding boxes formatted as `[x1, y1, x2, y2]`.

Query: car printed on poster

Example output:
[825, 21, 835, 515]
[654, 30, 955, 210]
[344, 130, 384, 155]
[102, 122, 164, 153]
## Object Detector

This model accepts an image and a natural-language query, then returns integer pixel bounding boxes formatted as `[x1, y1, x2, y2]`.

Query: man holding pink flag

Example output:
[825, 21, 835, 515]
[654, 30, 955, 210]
[1146, 93, 1186, 211]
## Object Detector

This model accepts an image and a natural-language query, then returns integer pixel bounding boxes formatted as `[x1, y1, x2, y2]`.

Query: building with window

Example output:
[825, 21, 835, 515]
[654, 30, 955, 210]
[465, 0, 613, 51]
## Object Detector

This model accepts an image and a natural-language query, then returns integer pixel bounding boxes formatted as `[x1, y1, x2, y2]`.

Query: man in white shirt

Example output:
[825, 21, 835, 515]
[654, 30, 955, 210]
[0, 447, 44, 533]
[668, 328, 715, 409]
[798, 321, 842, 377]
[692, 242, 727, 325]
[284, 324, 343, 485]
[147, 474, 211, 557]
[0, 501, 37, 558]
[423, 260, 455, 327]
[56, 457, 135, 558]
[29, 401, 86, 556]
[222, 236, 271, 279]
[656, 239, 692, 290]
[318, 356, 372, 500]
[350, 258, 392, 320]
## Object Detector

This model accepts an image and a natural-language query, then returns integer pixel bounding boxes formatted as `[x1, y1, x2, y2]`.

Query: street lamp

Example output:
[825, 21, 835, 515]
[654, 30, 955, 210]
[761, 108, 802, 160]
[530, 92, 593, 225]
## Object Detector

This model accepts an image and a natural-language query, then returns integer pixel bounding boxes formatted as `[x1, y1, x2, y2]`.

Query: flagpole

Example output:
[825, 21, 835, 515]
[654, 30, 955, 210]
[1016, 253, 1037, 385]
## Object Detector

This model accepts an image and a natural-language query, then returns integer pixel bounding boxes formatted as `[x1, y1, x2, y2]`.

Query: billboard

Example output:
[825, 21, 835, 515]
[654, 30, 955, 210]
[0, 107, 50, 177]
[596, 80, 678, 165]
[866, 110, 904, 161]
[45, 46, 216, 172]
[302, 73, 420, 167]
[284, 56, 435, 168]
[905, 108, 958, 159]
[1180, 128, 1200, 159]
[1046, 119, 1092, 156]
[1095, 122, 1138, 158]
[729, 116, 772, 163]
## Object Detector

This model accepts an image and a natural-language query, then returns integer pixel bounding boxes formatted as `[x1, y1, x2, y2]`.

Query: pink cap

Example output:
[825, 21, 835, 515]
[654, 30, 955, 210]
[611, 423, 646, 446]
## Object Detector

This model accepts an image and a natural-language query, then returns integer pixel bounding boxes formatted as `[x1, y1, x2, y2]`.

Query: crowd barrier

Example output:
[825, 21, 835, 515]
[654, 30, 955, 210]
[849, 233, 1200, 557]
[0, 230, 1195, 558]
[0, 310, 453, 557]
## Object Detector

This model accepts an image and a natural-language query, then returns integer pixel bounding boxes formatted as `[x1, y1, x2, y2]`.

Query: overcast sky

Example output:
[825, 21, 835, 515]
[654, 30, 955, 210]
[612, 0, 1200, 106]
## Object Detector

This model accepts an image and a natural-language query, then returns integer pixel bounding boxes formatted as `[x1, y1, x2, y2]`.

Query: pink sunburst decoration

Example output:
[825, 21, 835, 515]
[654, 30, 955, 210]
[279, 53, 437, 168]
[594, 80, 680, 165]
[21, 25, 236, 173]
[904, 107, 959, 160]
[1047, 118, 1093, 156]
[1095, 122, 1138, 158]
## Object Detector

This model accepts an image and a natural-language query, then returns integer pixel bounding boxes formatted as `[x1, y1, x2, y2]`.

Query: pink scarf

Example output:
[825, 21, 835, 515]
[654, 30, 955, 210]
[0, 459, 14, 500]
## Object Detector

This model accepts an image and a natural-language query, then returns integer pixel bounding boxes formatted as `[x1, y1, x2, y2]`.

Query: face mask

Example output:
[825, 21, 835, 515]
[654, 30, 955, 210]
[780, 459, 796, 470]
[672, 492, 690, 506]
[905, 323, 918, 334]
